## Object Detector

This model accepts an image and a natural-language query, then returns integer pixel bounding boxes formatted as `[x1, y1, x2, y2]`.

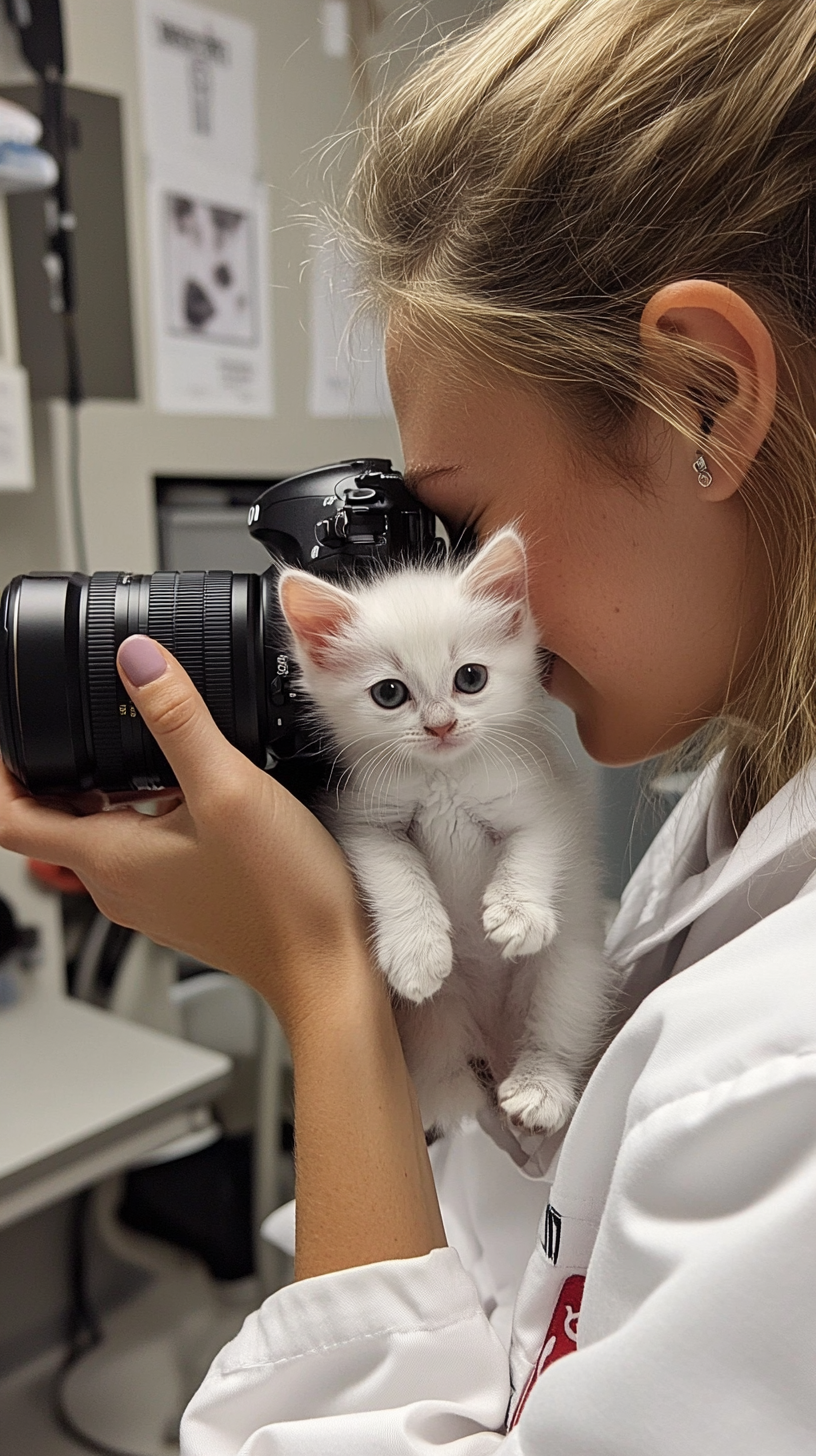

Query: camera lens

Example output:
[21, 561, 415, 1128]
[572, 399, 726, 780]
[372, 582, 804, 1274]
[0, 570, 268, 795]
[0, 462, 444, 800]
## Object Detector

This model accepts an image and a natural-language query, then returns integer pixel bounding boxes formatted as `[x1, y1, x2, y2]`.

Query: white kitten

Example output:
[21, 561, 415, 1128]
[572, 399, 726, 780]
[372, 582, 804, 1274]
[278, 529, 613, 1136]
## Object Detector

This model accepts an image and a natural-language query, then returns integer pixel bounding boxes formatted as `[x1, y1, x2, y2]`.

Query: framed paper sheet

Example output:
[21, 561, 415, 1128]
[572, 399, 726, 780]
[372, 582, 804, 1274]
[137, 0, 256, 177]
[137, 0, 273, 416]
[308, 233, 391, 419]
[146, 160, 272, 415]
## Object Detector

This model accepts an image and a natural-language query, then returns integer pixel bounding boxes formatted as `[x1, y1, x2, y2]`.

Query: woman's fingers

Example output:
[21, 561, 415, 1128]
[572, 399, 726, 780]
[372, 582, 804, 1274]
[0, 759, 184, 876]
[0, 768, 147, 867]
[0, 761, 34, 806]
[0, 636, 268, 886]
[0, 638, 369, 1016]
[0, 765, 99, 867]
[116, 636, 246, 816]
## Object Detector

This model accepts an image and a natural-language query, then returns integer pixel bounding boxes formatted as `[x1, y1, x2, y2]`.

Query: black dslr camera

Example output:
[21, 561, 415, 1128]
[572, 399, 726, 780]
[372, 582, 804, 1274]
[0, 460, 449, 801]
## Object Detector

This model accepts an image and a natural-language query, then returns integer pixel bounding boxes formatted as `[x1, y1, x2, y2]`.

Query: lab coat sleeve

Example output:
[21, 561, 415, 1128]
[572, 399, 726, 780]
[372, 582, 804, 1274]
[182, 1053, 816, 1454]
[180, 1245, 516, 1455]
[518, 1052, 816, 1454]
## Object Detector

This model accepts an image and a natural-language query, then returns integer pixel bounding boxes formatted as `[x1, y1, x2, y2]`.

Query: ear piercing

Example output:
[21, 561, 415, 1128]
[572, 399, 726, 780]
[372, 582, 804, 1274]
[690, 389, 714, 486]
[693, 453, 712, 488]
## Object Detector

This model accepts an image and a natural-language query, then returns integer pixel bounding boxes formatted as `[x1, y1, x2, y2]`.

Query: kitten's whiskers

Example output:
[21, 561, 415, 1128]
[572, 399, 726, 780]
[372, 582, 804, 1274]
[491, 708, 576, 766]
[485, 726, 547, 779]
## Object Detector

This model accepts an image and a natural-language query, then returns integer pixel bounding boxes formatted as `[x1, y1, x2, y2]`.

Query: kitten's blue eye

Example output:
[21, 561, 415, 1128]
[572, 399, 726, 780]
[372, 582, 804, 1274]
[370, 679, 410, 709]
[454, 664, 488, 694]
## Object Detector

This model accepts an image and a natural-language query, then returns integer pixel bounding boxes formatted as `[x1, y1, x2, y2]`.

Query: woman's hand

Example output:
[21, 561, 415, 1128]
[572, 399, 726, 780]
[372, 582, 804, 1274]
[0, 633, 445, 1275]
[0, 635, 369, 1040]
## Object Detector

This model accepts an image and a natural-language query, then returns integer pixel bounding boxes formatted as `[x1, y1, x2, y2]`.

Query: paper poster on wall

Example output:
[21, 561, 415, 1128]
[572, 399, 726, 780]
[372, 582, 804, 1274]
[163, 191, 259, 345]
[146, 163, 272, 415]
[308, 233, 392, 419]
[0, 363, 33, 490]
[137, 0, 273, 416]
[136, 0, 256, 177]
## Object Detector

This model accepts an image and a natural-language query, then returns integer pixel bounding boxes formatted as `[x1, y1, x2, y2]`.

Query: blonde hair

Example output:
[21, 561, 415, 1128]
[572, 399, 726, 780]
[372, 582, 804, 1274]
[343, 0, 816, 832]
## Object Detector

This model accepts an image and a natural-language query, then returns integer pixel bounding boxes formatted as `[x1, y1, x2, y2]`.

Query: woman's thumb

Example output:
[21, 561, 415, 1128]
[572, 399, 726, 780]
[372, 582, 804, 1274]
[117, 635, 234, 799]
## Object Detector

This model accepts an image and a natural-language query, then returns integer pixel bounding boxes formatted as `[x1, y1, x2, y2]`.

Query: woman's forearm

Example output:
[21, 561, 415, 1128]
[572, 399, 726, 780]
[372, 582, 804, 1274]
[288, 955, 447, 1282]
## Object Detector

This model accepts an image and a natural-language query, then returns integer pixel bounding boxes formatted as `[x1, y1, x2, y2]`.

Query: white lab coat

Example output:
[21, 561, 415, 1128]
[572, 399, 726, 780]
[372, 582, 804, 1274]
[181, 754, 816, 1454]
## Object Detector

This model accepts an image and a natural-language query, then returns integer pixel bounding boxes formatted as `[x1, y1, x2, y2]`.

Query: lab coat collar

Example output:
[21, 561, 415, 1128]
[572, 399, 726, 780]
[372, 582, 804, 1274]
[486, 753, 816, 1181]
[605, 752, 816, 972]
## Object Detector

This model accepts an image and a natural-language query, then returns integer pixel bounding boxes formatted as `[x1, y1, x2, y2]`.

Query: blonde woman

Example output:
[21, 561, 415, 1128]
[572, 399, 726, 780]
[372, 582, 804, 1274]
[3, 0, 816, 1449]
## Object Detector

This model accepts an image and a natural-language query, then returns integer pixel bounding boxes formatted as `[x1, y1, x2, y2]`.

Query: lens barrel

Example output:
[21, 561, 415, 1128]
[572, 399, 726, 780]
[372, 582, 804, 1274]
[0, 570, 268, 795]
[0, 461, 445, 799]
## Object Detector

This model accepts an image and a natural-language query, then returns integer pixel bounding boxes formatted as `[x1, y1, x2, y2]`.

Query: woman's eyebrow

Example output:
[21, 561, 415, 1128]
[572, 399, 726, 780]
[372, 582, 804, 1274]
[402, 465, 462, 497]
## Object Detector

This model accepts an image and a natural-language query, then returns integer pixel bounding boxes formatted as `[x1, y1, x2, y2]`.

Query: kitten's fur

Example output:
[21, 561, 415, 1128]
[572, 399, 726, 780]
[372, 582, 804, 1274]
[278, 529, 613, 1136]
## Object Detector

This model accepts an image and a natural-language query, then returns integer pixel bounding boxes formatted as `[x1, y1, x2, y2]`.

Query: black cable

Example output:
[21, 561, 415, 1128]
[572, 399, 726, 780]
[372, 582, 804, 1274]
[61, 264, 82, 403]
[5, 10, 132, 1446]
[57, 94, 89, 574]
[15, 2, 91, 572]
[5, 2, 90, 570]
[66, 388, 88, 575]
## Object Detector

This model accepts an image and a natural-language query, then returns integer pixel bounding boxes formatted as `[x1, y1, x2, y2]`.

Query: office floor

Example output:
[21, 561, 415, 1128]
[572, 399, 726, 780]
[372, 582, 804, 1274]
[0, 1351, 84, 1455]
[0, 1262, 266, 1456]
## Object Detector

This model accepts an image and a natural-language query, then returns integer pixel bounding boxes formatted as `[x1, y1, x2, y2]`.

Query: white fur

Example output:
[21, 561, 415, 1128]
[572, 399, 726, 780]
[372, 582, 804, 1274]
[278, 531, 615, 1136]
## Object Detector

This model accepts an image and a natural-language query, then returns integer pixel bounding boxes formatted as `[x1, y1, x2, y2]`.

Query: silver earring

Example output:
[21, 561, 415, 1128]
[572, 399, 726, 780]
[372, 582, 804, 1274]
[693, 453, 712, 489]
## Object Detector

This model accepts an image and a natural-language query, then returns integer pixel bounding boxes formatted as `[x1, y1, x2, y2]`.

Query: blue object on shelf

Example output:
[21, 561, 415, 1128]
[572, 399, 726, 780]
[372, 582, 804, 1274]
[0, 97, 42, 147]
[0, 140, 58, 193]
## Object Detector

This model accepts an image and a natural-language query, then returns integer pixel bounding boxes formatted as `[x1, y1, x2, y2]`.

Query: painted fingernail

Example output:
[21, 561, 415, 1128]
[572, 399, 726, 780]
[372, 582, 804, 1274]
[118, 635, 167, 686]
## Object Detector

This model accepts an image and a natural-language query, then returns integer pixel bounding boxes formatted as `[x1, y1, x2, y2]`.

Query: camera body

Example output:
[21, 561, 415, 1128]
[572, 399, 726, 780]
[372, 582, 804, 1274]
[0, 460, 446, 797]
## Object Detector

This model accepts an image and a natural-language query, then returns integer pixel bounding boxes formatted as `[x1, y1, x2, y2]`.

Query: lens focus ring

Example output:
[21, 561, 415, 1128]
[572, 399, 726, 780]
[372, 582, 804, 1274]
[148, 571, 235, 744]
[203, 572, 235, 743]
[173, 573, 206, 695]
[86, 572, 126, 786]
[21, 568, 262, 795]
[146, 572, 178, 654]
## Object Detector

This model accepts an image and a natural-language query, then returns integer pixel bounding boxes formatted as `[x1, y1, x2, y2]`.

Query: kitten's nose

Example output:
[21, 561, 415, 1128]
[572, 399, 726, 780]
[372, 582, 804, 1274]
[424, 720, 458, 739]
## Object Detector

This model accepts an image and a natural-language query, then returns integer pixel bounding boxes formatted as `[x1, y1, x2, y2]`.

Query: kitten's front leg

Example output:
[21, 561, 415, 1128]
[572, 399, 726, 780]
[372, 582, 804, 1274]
[482, 823, 562, 959]
[340, 828, 453, 1003]
[498, 925, 611, 1135]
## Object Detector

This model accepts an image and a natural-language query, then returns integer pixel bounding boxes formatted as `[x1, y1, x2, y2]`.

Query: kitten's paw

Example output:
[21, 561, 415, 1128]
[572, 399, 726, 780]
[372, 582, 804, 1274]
[482, 889, 558, 959]
[498, 1061, 577, 1135]
[377, 924, 453, 1004]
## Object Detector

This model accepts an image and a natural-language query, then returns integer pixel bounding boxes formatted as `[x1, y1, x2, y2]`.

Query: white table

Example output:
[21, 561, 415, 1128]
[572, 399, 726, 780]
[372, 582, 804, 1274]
[0, 991, 230, 1229]
[0, 848, 230, 1230]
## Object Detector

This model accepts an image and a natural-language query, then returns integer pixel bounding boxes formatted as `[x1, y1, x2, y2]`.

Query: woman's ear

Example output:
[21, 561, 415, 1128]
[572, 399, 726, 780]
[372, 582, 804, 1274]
[278, 570, 358, 668]
[640, 279, 777, 500]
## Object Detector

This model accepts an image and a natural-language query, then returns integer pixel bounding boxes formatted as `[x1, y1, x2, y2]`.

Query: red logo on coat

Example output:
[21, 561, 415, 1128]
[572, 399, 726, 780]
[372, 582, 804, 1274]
[508, 1275, 585, 1430]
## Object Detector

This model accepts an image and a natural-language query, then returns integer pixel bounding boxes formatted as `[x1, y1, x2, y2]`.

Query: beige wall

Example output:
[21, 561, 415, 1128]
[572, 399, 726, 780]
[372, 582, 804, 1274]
[0, 0, 512, 1380]
[0, 1, 500, 585]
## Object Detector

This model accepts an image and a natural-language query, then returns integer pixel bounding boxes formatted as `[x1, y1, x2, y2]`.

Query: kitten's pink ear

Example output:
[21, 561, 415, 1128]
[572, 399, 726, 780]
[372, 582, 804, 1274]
[460, 528, 529, 633]
[278, 570, 358, 668]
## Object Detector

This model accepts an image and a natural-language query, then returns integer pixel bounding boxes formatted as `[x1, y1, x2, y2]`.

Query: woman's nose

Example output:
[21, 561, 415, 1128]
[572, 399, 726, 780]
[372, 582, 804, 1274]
[424, 720, 457, 738]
